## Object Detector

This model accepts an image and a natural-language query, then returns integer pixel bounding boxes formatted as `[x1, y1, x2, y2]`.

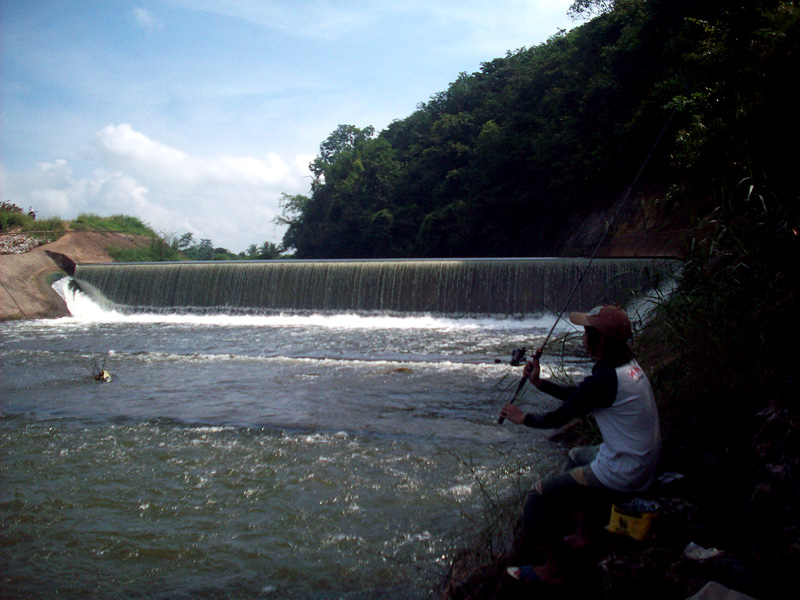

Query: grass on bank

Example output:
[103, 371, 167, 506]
[0, 206, 186, 261]
[1, 202, 68, 243]
[2, 205, 285, 262]
[106, 236, 182, 262]
[0, 206, 155, 241]
[71, 213, 186, 261]
[70, 213, 157, 237]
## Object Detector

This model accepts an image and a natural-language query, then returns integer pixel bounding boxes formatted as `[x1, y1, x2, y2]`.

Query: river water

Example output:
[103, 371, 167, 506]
[0, 280, 591, 599]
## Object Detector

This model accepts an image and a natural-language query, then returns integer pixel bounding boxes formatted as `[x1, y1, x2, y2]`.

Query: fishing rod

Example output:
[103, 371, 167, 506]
[498, 105, 678, 424]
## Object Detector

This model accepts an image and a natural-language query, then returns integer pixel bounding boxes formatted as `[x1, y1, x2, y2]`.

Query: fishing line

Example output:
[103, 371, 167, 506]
[498, 103, 680, 423]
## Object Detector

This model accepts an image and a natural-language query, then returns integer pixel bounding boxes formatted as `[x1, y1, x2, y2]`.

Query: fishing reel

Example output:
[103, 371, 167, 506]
[509, 347, 526, 366]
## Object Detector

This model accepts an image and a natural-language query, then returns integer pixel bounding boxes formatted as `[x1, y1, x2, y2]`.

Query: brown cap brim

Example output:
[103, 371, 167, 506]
[569, 311, 591, 327]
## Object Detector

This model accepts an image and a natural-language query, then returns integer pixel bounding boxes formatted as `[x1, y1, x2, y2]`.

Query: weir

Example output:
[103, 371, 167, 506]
[72, 258, 675, 317]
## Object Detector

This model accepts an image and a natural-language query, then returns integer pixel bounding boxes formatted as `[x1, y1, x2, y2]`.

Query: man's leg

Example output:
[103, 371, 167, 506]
[520, 467, 595, 583]
[563, 447, 607, 549]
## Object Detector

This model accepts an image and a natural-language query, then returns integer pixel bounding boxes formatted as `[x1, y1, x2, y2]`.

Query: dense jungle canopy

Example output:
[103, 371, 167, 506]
[277, 0, 799, 259]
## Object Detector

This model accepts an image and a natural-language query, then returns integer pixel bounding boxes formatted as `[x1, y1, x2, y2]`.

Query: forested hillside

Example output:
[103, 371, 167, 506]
[277, 0, 799, 258]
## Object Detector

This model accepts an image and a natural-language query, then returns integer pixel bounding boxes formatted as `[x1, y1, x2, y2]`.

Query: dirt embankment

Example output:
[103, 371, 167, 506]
[560, 194, 691, 258]
[0, 232, 147, 321]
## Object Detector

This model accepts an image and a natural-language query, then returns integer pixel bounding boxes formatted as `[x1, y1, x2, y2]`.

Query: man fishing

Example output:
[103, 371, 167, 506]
[499, 304, 661, 585]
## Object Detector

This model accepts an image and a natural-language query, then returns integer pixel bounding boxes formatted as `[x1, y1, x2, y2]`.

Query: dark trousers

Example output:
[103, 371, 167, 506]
[522, 446, 609, 546]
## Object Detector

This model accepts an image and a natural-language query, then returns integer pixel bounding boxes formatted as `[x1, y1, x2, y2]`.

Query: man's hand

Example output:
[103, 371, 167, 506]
[500, 403, 525, 425]
[523, 356, 542, 387]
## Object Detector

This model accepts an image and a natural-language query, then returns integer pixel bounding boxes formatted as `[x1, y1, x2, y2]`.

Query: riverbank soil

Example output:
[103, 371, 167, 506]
[560, 194, 691, 258]
[0, 232, 147, 320]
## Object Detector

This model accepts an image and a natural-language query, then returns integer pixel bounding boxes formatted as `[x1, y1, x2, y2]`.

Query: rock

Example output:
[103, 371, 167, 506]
[684, 542, 723, 561]
[0, 234, 43, 255]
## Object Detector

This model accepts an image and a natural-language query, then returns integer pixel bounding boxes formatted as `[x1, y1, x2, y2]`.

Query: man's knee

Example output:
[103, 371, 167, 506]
[567, 445, 600, 470]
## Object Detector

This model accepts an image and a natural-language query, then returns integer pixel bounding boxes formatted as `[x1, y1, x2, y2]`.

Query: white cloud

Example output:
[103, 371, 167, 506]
[92, 124, 299, 188]
[5, 125, 314, 251]
[13, 159, 150, 220]
[92, 125, 187, 180]
[133, 7, 163, 33]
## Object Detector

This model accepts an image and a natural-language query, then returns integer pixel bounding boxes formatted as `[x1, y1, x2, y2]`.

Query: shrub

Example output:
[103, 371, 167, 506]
[0, 207, 31, 232]
[643, 176, 799, 450]
[107, 236, 182, 262]
[1, 203, 66, 241]
[72, 213, 156, 237]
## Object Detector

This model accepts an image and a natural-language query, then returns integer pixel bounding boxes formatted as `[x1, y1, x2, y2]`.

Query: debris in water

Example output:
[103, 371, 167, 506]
[88, 353, 113, 383]
[94, 369, 112, 382]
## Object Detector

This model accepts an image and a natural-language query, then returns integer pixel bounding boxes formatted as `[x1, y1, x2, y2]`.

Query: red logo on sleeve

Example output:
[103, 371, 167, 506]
[628, 366, 643, 380]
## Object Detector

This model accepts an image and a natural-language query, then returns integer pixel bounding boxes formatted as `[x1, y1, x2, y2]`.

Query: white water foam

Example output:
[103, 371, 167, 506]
[51, 276, 569, 332]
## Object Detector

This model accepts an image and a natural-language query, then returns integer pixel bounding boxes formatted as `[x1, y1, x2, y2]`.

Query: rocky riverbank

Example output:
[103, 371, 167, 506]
[0, 234, 46, 255]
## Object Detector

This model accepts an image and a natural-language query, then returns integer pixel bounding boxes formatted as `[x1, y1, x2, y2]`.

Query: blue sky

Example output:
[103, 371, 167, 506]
[1, 1, 577, 252]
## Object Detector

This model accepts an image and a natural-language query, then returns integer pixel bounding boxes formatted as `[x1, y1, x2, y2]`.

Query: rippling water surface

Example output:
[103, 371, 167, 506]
[0, 283, 588, 599]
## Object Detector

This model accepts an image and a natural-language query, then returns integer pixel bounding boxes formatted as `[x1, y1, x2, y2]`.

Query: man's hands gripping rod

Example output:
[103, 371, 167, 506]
[498, 348, 542, 425]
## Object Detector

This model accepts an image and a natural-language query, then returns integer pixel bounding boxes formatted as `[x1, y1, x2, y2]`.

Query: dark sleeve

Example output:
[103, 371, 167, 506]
[536, 379, 577, 401]
[523, 367, 618, 429]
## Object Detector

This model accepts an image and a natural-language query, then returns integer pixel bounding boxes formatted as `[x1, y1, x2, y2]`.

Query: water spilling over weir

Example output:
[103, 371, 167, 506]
[72, 258, 675, 316]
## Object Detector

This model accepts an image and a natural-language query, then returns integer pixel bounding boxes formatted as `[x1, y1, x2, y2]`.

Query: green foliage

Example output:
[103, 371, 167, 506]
[105, 229, 255, 263]
[71, 213, 157, 237]
[254, 241, 281, 260]
[641, 175, 799, 451]
[278, 128, 402, 257]
[107, 235, 183, 262]
[1, 203, 273, 262]
[1, 209, 32, 232]
[568, 0, 616, 20]
[277, 0, 800, 260]
[170, 234, 243, 261]
[23, 216, 66, 233]
[1, 202, 67, 244]
[1, 202, 38, 232]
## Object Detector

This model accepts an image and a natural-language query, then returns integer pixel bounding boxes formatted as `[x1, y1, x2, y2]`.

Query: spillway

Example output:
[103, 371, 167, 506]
[72, 258, 674, 316]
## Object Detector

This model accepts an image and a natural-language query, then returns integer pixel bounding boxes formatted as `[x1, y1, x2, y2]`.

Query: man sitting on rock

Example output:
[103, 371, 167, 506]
[500, 305, 661, 584]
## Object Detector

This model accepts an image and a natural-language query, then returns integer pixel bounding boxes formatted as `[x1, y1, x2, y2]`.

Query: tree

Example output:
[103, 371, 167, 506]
[568, 0, 615, 20]
[197, 238, 214, 260]
[275, 0, 800, 259]
[314, 124, 375, 171]
[176, 232, 194, 251]
[275, 192, 311, 255]
[257, 241, 281, 260]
